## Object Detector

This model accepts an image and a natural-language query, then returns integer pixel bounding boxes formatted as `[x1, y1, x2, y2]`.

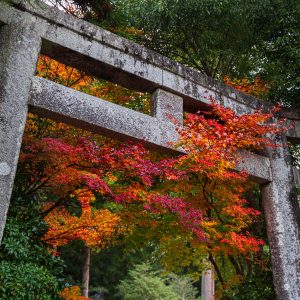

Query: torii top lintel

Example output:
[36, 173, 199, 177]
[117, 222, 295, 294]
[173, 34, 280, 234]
[0, 0, 299, 121]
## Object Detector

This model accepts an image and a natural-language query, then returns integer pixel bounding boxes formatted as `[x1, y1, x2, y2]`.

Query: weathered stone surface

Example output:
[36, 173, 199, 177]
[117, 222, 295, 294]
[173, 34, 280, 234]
[293, 168, 300, 188]
[286, 120, 300, 143]
[0, 25, 41, 241]
[261, 138, 300, 300]
[29, 77, 273, 182]
[29, 77, 178, 151]
[236, 150, 272, 183]
[0, 162, 11, 176]
[1, 0, 297, 117]
[151, 89, 183, 124]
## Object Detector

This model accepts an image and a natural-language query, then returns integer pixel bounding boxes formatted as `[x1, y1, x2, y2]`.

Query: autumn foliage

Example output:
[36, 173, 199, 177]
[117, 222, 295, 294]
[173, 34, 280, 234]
[224, 75, 269, 98]
[60, 286, 90, 300]
[17, 55, 287, 297]
[172, 102, 285, 254]
[43, 203, 122, 249]
[36, 56, 150, 113]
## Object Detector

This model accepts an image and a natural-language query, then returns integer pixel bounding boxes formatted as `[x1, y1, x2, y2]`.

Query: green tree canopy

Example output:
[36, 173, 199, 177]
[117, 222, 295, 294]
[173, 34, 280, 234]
[80, 0, 300, 107]
[115, 0, 266, 78]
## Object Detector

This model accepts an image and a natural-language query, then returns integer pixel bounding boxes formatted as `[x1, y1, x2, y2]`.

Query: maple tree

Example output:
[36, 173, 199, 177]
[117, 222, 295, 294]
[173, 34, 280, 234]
[24, 56, 150, 297]
[168, 102, 284, 281]
[59, 286, 90, 300]
[132, 101, 285, 294]
[13, 55, 287, 298]
[224, 75, 269, 99]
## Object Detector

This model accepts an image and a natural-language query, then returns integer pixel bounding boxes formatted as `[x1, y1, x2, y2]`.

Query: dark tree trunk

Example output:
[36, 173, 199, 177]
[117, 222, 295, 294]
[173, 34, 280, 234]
[82, 246, 91, 297]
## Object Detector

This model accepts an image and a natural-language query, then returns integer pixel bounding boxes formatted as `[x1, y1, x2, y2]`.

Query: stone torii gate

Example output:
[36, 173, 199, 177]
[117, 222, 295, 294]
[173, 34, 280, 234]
[0, 1, 299, 299]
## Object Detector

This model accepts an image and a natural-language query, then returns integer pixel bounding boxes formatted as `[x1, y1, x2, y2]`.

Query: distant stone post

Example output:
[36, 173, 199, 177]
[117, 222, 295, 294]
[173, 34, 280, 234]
[201, 267, 215, 300]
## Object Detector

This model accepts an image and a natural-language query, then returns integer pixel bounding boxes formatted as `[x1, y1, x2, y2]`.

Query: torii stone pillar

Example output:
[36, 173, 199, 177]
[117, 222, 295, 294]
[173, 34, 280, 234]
[0, 24, 41, 239]
[261, 136, 300, 299]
